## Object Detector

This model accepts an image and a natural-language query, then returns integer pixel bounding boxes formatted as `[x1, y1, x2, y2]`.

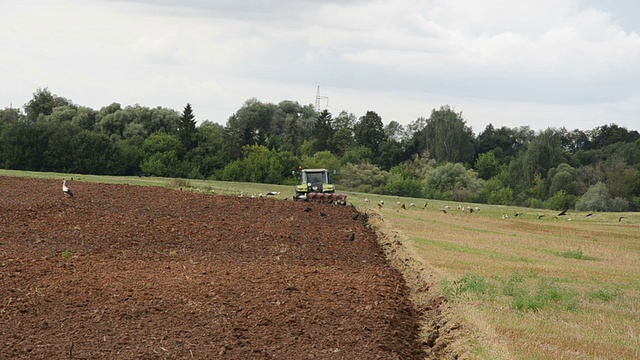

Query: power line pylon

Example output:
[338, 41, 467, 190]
[315, 86, 328, 113]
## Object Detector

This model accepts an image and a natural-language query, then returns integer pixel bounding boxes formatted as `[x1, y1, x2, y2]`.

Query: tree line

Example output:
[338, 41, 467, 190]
[1, 88, 639, 211]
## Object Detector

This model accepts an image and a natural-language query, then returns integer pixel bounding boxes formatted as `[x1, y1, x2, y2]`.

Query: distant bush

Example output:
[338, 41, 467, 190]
[546, 190, 577, 210]
[338, 162, 390, 194]
[384, 176, 423, 198]
[575, 182, 630, 212]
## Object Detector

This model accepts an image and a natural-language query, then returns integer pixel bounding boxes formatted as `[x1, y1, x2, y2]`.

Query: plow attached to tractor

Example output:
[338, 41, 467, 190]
[294, 168, 347, 205]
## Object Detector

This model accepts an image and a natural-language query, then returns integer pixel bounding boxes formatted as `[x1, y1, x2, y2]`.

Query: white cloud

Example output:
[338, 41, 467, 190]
[1, 0, 639, 132]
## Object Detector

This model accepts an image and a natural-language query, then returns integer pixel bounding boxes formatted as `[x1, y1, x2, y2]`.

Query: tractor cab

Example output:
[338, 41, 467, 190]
[300, 169, 334, 194]
[294, 168, 345, 204]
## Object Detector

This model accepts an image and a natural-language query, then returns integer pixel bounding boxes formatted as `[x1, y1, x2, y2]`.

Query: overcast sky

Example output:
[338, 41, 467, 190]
[2, 0, 639, 133]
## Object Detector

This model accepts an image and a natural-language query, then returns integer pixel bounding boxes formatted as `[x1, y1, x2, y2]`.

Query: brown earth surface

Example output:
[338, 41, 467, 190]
[0, 176, 436, 359]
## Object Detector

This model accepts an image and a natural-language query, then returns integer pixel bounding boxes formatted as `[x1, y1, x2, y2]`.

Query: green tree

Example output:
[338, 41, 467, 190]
[140, 132, 185, 177]
[313, 109, 333, 153]
[575, 182, 630, 212]
[24, 88, 73, 123]
[425, 162, 482, 201]
[0, 121, 53, 170]
[184, 121, 226, 179]
[598, 157, 637, 201]
[72, 106, 99, 131]
[329, 111, 356, 156]
[218, 145, 298, 184]
[302, 151, 340, 172]
[0, 106, 23, 124]
[115, 139, 144, 175]
[338, 162, 391, 194]
[588, 123, 640, 150]
[475, 151, 500, 180]
[419, 105, 475, 165]
[546, 190, 577, 211]
[522, 128, 567, 188]
[98, 109, 132, 141]
[548, 163, 579, 196]
[384, 174, 423, 198]
[354, 111, 386, 157]
[44, 122, 78, 172]
[475, 124, 533, 164]
[377, 139, 406, 170]
[177, 103, 197, 151]
[282, 113, 301, 154]
[340, 146, 374, 166]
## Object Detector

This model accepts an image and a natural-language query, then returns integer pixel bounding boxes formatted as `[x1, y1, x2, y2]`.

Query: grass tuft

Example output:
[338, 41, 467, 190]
[556, 248, 597, 261]
[509, 277, 580, 312]
[588, 288, 621, 302]
[443, 274, 497, 300]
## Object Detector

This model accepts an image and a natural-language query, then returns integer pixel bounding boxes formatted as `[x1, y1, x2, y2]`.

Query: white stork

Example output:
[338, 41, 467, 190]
[62, 180, 74, 197]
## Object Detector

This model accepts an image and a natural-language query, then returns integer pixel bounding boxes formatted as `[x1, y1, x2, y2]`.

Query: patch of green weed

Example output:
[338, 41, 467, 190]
[509, 277, 579, 312]
[443, 274, 497, 300]
[556, 248, 597, 261]
[588, 288, 621, 302]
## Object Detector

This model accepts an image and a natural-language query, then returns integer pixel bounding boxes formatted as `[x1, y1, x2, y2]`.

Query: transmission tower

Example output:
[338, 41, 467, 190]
[315, 86, 328, 112]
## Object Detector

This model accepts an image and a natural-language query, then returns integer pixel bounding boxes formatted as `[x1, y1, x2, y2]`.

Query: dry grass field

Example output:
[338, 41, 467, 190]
[355, 194, 640, 359]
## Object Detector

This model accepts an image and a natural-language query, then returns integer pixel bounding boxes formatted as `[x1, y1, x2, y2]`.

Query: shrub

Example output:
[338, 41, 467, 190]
[546, 190, 577, 210]
[338, 162, 390, 194]
[575, 182, 630, 212]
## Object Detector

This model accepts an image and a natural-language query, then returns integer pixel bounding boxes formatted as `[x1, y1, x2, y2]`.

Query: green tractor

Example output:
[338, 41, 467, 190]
[294, 168, 347, 204]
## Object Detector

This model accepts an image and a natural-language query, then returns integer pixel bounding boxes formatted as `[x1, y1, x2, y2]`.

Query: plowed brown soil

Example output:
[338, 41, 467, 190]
[0, 176, 427, 359]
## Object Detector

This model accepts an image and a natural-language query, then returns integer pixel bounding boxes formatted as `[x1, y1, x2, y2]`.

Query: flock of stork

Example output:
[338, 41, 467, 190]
[61, 180, 627, 223]
[361, 193, 628, 223]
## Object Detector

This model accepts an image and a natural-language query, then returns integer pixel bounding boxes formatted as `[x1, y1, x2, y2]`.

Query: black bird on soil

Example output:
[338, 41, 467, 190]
[348, 233, 355, 242]
[304, 207, 312, 212]
[352, 213, 360, 220]
[320, 211, 328, 218]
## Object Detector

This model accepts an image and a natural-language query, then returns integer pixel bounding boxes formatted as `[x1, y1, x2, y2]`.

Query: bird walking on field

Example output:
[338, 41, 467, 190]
[62, 180, 73, 198]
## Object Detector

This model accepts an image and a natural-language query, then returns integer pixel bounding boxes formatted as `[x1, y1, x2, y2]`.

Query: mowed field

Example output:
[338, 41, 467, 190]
[2, 170, 639, 359]
[359, 194, 640, 360]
